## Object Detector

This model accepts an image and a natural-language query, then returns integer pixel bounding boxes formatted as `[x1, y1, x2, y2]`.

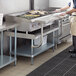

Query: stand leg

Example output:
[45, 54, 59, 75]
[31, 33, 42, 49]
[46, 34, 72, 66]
[55, 30, 58, 49]
[31, 56, 34, 65]
[52, 31, 55, 52]
[31, 39, 34, 65]
[1, 31, 3, 65]
[14, 27, 17, 66]
[10, 36, 12, 60]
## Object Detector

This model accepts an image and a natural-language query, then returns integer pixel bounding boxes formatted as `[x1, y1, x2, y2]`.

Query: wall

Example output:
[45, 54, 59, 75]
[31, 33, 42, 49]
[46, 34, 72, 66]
[34, 0, 49, 10]
[0, 0, 49, 14]
[0, 0, 30, 14]
[49, 0, 70, 7]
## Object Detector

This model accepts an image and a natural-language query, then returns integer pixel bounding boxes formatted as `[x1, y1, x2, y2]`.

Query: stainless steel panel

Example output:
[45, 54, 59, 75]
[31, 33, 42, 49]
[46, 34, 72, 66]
[59, 23, 70, 39]
[49, 0, 70, 7]
[34, 0, 49, 10]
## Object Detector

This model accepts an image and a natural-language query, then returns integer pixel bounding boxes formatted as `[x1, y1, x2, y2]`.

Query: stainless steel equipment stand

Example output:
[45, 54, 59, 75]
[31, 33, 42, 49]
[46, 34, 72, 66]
[0, 24, 17, 69]
[5, 22, 59, 65]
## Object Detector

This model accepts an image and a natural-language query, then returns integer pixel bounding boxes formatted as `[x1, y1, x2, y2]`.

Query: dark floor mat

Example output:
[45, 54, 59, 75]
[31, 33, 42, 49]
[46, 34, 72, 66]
[27, 45, 76, 76]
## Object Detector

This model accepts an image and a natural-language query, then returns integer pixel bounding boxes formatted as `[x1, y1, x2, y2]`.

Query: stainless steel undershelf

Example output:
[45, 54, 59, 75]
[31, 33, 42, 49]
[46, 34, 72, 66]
[12, 43, 54, 57]
[0, 55, 15, 69]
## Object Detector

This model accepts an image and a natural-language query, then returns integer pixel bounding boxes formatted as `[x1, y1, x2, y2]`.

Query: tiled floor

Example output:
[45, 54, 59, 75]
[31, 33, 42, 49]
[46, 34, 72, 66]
[0, 42, 72, 76]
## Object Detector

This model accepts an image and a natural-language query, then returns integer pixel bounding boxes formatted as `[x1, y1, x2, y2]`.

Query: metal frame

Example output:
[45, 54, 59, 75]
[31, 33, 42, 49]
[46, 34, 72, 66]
[0, 27, 17, 69]
[6, 25, 59, 65]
